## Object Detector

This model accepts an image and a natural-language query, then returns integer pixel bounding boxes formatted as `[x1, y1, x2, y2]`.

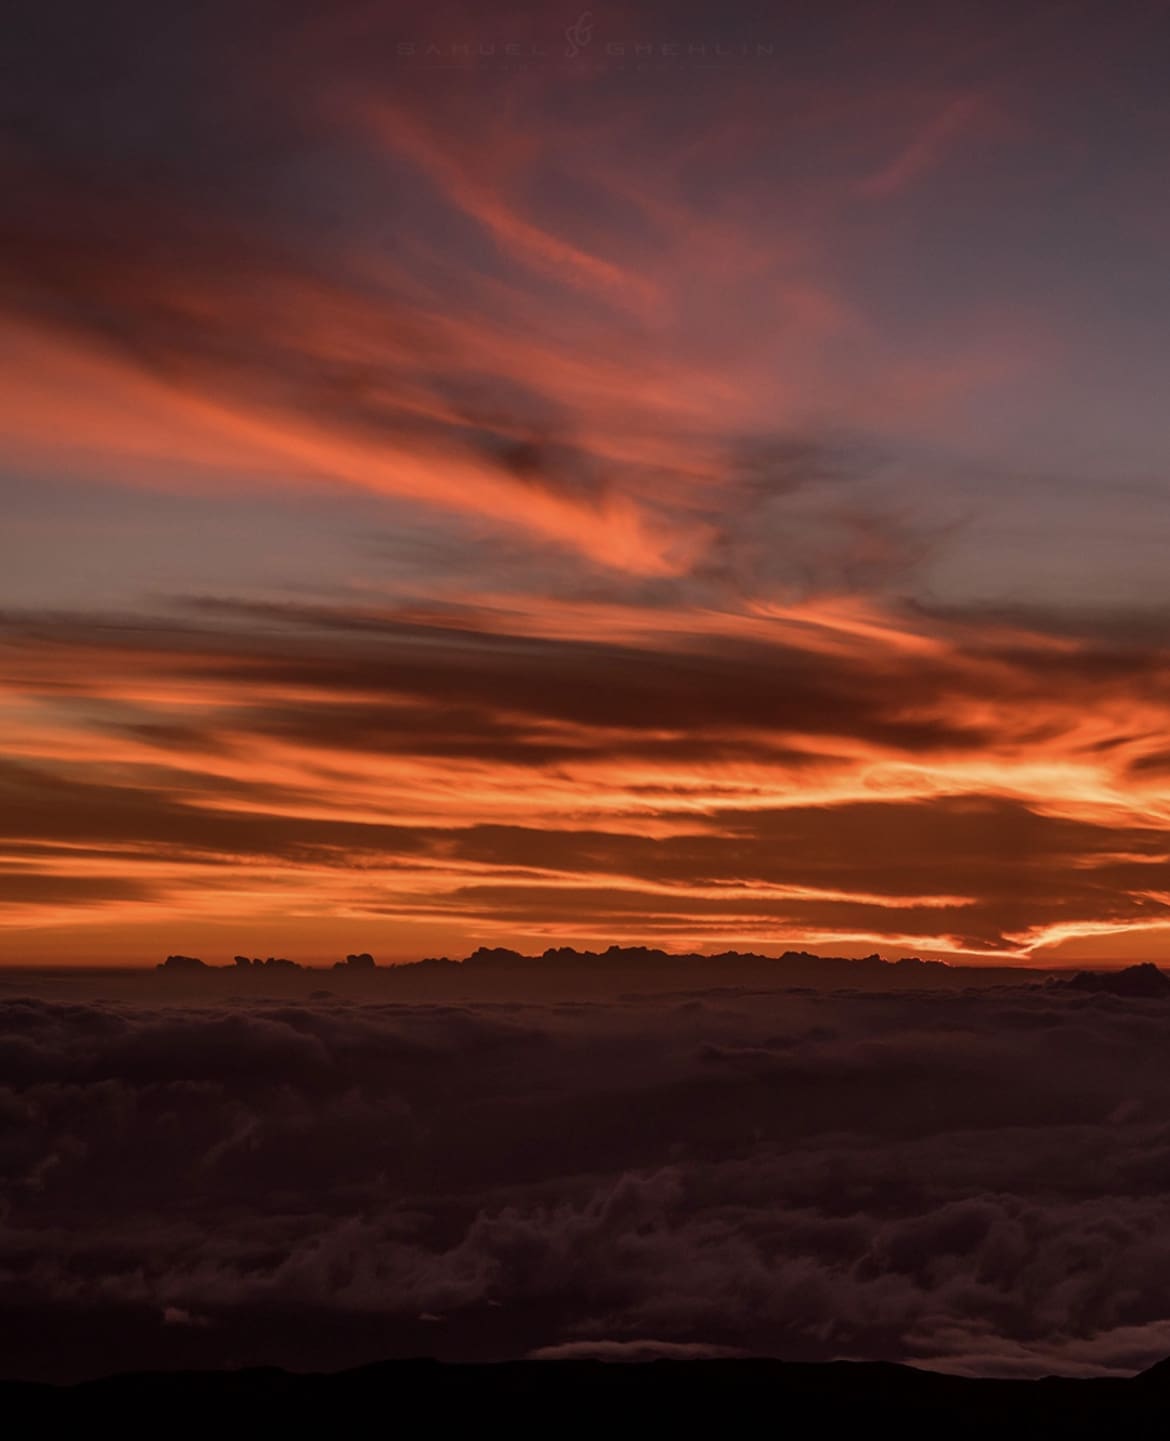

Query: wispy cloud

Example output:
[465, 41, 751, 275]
[3, 594, 1170, 960]
[2, 0, 1169, 962]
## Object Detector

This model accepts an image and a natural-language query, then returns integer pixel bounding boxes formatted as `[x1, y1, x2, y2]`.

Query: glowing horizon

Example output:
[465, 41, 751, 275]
[4, 1, 1170, 967]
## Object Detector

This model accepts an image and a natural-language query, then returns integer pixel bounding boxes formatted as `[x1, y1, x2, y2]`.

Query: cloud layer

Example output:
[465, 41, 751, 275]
[3, 596, 1170, 961]
[3, 1, 1170, 960]
[5, 983, 1170, 1381]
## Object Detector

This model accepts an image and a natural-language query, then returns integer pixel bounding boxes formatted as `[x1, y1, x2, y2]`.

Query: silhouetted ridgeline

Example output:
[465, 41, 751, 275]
[4, 1357, 1170, 1435]
[150, 949, 1170, 997]
[1058, 962, 1170, 998]
[151, 945, 1036, 995]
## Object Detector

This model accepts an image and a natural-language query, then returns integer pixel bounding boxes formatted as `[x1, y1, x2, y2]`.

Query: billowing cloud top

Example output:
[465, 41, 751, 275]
[3, 0, 1170, 963]
[7, 981, 1170, 1380]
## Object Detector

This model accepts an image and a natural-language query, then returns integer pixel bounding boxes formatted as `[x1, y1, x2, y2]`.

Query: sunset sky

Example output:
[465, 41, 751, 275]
[3, 0, 1170, 966]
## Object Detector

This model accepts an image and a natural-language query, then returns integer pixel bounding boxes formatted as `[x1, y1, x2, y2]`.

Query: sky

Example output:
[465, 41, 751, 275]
[3, 0, 1170, 965]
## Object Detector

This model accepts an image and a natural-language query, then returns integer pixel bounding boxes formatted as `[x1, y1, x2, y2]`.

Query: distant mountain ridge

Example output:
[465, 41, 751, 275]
[150, 947, 1170, 997]
[151, 944, 1022, 995]
[159, 944, 955, 975]
[1059, 962, 1170, 997]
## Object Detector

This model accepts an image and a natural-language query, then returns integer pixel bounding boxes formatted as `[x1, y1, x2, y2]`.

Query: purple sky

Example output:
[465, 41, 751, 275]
[3, 0, 1170, 964]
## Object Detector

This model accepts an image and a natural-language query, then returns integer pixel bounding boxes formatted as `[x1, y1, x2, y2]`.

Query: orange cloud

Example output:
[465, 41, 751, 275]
[0, 0, 1159, 970]
[3, 596, 1170, 963]
[859, 95, 989, 198]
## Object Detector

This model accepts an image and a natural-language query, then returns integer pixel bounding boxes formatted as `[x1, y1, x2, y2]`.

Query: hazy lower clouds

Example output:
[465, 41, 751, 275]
[5, 981, 1170, 1380]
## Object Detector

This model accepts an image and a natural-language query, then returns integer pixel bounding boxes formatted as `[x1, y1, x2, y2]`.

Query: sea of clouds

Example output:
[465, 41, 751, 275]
[5, 980, 1170, 1380]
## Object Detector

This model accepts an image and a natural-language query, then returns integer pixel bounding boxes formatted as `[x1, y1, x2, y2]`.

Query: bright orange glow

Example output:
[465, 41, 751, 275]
[3, 4, 1168, 968]
[3, 591, 1170, 965]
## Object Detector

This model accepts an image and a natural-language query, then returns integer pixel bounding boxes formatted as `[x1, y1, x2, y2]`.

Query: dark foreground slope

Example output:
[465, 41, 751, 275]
[3, 1359, 1169, 1437]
